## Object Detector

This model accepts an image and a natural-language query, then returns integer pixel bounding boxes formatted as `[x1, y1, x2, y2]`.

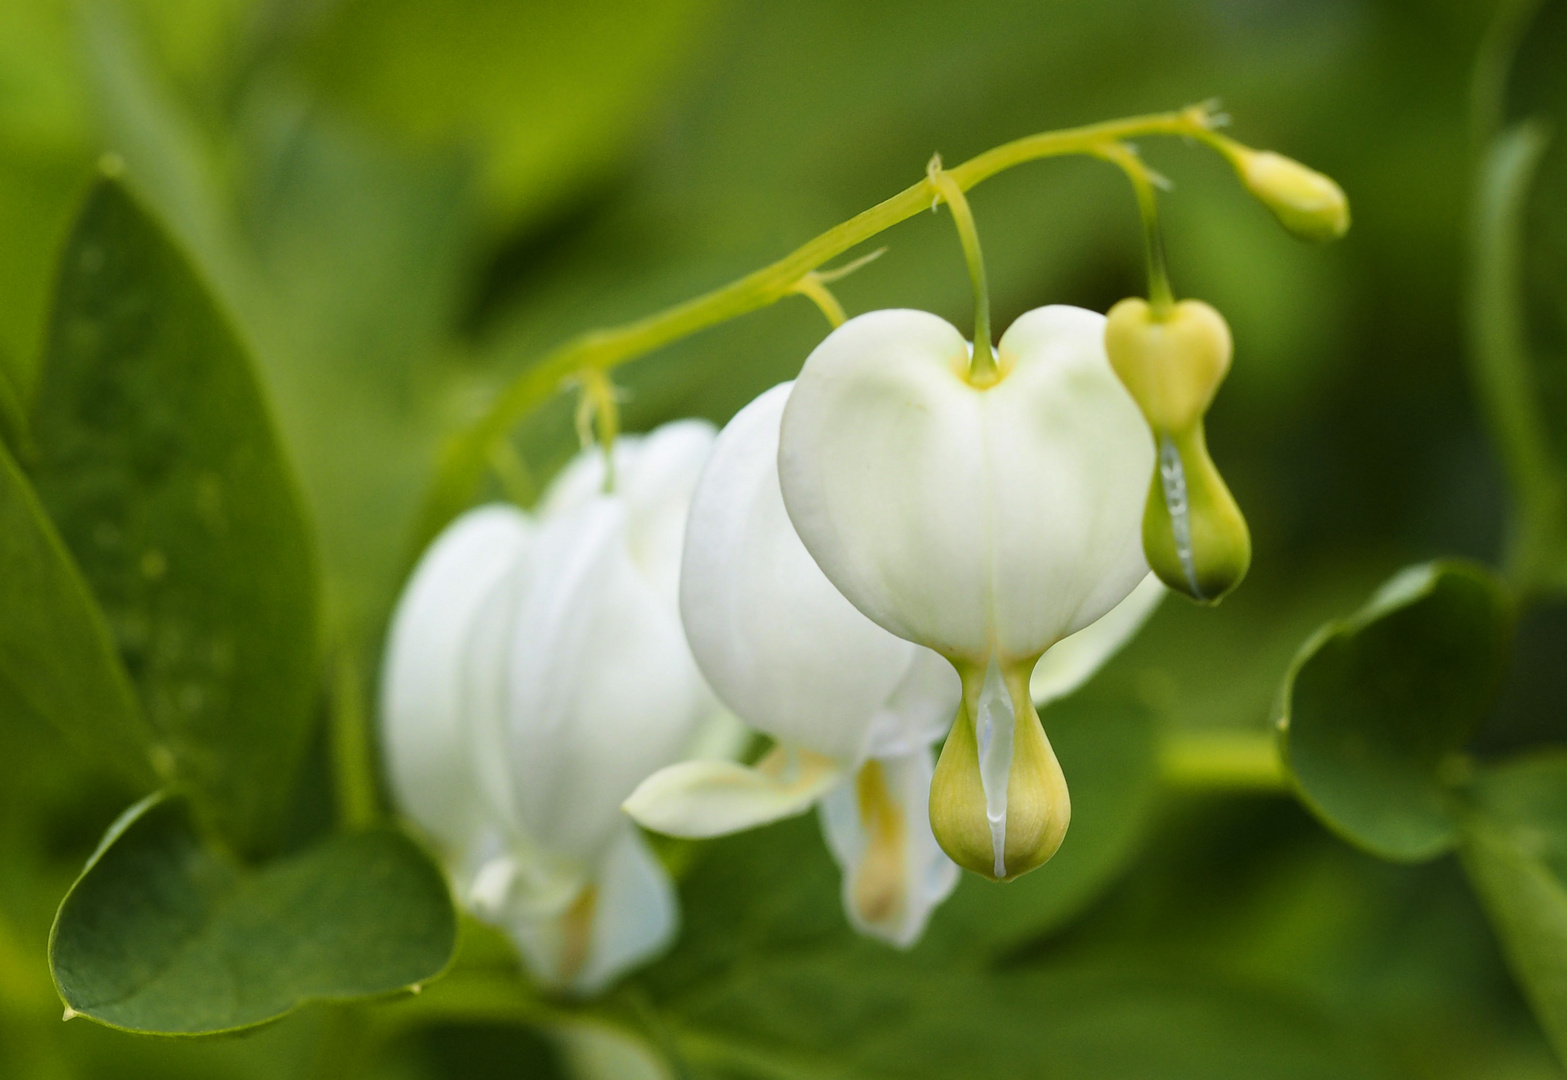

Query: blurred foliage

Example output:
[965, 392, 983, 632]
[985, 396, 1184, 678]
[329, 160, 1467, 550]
[2, 0, 1567, 1077]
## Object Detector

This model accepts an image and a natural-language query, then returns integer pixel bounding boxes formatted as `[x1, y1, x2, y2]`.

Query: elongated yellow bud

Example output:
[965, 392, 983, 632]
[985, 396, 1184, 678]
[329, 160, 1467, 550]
[1233, 148, 1350, 243]
[1106, 298, 1251, 603]
[929, 660, 1069, 881]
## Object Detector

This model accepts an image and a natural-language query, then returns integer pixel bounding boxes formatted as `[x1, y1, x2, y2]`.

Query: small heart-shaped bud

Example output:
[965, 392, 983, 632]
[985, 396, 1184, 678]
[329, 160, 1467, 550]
[1143, 425, 1251, 603]
[1234, 148, 1350, 243]
[1104, 298, 1232, 436]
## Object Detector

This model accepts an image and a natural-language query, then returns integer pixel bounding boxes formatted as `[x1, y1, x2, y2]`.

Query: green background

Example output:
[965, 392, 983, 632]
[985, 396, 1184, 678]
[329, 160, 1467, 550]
[2, 0, 1565, 1077]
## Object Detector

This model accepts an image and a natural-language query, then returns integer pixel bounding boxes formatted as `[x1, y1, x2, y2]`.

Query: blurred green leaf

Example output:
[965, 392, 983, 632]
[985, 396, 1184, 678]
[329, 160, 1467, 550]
[1280, 561, 1513, 861]
[28, 176, 319, 851]
[0, 359, 29, 456]
[920, 692, 1160, 959]
[0, 437, 153, 788]
[302, 0, 715, 226]
[1460, 752, 1567, 1067]
[668, 955, 1389, 1080]
[50, 792, 455, 1035]
[1475, 0, 1567, 594]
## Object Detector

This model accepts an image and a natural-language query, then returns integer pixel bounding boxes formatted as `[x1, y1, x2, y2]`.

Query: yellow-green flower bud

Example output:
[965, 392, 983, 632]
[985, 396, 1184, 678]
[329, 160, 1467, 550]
[1105, 298, 1251, 604]
[1233, 148, 1349, 243]
[929, 660, 1069, 882]
[1104, 298, 1231, 434]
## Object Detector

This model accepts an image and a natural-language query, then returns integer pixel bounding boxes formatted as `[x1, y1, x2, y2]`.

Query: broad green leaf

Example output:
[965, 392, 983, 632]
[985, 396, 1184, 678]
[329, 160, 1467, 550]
[0, 438, 153, 786]
[0, 359, 29, 457]
[919, 692, 1160, 959]
[28, 176, 319, 850]
[1460, 752, 1567, 1067]
[301, 0, 715, 226]
[50, 793, 455, 1034]
[665, 956, 1389, 1080]
[79, 8, 477, 634]
[1280, 561, 1512, 861]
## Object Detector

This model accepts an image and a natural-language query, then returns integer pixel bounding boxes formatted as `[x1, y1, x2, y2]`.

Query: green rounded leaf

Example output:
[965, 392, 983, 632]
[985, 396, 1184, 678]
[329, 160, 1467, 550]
[29, 176, 320, 851]
[1280, 561, 1512, 861]
[0, 437, 154, 785]
[50, 793, 456, 1035]
[1460, 752, 1567, 1068]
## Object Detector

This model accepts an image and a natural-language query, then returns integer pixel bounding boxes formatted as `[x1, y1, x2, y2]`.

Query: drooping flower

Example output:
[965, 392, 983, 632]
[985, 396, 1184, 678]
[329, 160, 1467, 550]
[775, 306, 1156, 881]
[381, 421, 739, 994]
[626, 377, 1160, 939]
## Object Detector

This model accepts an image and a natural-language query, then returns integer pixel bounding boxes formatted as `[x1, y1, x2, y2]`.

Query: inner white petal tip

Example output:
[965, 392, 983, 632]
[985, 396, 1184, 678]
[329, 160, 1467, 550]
[975, 657, 1015, 879]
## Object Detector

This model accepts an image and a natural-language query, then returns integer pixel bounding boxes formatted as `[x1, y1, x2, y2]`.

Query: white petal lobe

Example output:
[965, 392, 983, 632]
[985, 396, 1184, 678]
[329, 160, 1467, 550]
[778, 306, 1155, 664]
[381, 505, 533, 850]
[1030, 572, 1165, 706]
[680, 381, 921, 763]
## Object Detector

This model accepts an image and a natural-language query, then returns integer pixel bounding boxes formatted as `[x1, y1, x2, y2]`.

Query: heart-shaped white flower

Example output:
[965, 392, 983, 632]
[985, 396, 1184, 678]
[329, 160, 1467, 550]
[628, 373, 1160, 937]
[381, 421, 741, 993]
[777, 306, 1154, 879]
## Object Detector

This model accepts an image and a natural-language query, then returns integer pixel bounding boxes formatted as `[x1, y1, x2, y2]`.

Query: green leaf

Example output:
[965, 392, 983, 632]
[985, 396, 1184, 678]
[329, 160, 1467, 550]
[1280, 561, 1513, 861]
[50, 792, 456, 1034]
[0, 437, 154, 786]
[1460, 751, 1567, 1067]
[1471, 0, 1567, 593]
[301, 0, 716, 226]
[0, 357, 31, 459]
[665, 956, 1390, 1080]
[28, 176, 319, 850]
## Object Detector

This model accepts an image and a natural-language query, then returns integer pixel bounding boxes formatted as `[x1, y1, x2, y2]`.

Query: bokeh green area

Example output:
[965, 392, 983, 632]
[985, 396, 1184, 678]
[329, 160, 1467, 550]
[2, 0, 1565, 1077]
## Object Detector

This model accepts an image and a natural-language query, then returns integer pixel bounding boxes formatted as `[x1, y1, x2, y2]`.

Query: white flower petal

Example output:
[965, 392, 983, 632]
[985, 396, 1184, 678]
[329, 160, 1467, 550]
[861, 646, 962, 760]
[1030, 572, 1165, 706]
[505, 825, 677, 995]
[624, 744, 844, 838]
[819, 748, 958, 947]
[380, 504, 533, 851]
[505, 497, 713, 862]
[553, 1020, 672, 1080]
[541, 420, 716, 607]
[680, 382, 921, 763]
[572, 827, 679, 994]
[778, 306, 1154, 664]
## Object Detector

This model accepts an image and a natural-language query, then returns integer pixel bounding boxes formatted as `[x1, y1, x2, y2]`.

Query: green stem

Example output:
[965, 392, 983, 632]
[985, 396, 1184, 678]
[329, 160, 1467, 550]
[332, 651, 381, 830]
[411, 104, 1227, 551]
[790, 274, 848, 328]
[927, 157, 994, 381]
[1097, 142, 1175, 314]
[1160, 730, 1287, 793]
[1469, 121, 1567, 601]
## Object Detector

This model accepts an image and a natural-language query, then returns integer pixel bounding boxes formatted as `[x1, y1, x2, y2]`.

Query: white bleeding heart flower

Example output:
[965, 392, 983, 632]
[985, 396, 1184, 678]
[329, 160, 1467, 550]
[382, 421, 741, 994]
[776, 306, 1157, 881]
[624, 380, 1159, 942]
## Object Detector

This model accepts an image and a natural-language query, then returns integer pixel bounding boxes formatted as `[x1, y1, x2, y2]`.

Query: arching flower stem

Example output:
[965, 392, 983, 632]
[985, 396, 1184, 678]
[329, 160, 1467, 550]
[1095, 141, 1176, 317]
[409, 103, 1259, 551]
[926, 155, 995, 384]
